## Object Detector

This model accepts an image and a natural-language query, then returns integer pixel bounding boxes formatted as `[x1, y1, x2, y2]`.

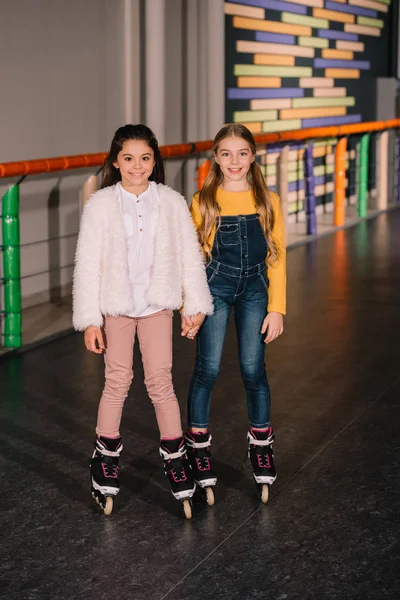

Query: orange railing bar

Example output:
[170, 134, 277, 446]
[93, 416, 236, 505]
[1, 119, 400, 179]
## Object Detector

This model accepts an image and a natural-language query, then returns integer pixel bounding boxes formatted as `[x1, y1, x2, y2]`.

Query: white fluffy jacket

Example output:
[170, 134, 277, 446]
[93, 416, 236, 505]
[72, 184, 213, 331]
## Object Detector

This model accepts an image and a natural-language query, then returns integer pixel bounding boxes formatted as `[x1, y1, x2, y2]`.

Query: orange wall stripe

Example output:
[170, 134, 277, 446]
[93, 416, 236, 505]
[233, 15, 311, 36]
[237, 76, 282, 88]
[254, 54, 295, 66]
[322, 49, 354, 60]
[280, 106, 347, 119]
[325, 68, 360, 78]
[313, 8, 355, 23]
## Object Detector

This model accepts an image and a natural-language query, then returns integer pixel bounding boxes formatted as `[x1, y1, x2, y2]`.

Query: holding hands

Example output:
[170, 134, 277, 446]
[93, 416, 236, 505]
[181, 314, 206, 340]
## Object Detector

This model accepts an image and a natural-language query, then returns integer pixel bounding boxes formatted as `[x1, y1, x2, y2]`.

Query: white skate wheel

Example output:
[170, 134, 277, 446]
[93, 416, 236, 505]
[205, 487, 215, 506]
[261, 485, 269, 504]
[183, 499, 192, 520]
[103, 496, 113, 516]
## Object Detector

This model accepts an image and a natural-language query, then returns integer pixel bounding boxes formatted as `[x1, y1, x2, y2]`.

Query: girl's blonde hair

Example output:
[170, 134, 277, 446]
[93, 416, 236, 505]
[198, 123, 280, 266]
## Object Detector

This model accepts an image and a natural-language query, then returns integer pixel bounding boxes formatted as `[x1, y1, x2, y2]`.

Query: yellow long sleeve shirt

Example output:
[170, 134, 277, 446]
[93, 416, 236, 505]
[190, 188, 286, 315]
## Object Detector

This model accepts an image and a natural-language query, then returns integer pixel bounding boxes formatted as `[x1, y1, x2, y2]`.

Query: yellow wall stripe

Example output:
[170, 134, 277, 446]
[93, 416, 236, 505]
[357, 16, 384, 28]
[293, 97, 355, 107]
[282, 12, 329, 29]
[262, 119, 302, 132]
[298, 36, 329, 48]
[234, 64, 313, 77]
[234, 109, 278, 122]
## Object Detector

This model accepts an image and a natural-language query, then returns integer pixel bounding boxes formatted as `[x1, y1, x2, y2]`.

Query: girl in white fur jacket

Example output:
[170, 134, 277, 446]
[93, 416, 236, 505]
[73, 124, 213, 517]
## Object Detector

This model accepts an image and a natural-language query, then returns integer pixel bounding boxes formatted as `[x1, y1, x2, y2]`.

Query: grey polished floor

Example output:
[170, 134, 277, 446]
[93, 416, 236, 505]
[1, 209, 399, 600]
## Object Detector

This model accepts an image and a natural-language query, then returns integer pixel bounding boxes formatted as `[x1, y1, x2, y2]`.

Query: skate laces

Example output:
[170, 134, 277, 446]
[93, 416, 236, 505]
[167, 457, 188, 483]
[100, 456, 119, 479]
[255, 447, 272, 469]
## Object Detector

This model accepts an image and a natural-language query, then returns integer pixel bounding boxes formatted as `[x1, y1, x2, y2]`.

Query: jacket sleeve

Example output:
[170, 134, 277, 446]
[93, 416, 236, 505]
[267, 192, 287, 315]
[72, 198, 105, 331]
[178, 198, 214, 316]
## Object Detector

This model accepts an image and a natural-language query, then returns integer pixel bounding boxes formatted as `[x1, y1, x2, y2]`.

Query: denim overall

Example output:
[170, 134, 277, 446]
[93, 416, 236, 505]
[188, 214, 271, 428]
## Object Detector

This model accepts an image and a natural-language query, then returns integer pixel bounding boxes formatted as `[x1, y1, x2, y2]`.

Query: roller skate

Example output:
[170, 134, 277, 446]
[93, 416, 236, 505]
[159, 437, 196, 519]
[185, 430, 217, 506]
[247, 427, 276, 504]
[90, 435, 123, 515]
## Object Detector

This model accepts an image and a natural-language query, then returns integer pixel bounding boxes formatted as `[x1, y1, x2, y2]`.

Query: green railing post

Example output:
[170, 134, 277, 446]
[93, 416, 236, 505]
[358, 133, 370, 218]
[2, 185, 22, 348]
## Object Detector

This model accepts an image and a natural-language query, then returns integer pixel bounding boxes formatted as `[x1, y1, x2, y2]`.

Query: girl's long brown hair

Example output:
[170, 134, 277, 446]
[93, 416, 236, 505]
[100, 124, 165, 188]
[198, 123, 280, 266]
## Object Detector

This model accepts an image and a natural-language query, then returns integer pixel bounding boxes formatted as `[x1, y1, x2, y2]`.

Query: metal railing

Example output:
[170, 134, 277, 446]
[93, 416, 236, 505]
[1, 118, 400, 349]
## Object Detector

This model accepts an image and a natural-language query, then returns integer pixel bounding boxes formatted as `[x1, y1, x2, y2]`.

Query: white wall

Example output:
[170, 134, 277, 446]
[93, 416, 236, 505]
[0, 0, 224, 309]
[0, 0, 140, 306]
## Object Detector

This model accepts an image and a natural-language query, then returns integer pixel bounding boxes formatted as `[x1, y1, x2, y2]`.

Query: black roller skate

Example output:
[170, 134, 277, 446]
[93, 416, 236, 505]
[185, 430, 217, 506]
[90, 435, 123, 515]
[159, 437, 196, 519]
[247, 427, 276, 504]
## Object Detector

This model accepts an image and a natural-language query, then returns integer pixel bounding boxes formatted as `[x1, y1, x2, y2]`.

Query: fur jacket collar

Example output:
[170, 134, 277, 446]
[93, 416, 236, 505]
[72, 183, 213, 330]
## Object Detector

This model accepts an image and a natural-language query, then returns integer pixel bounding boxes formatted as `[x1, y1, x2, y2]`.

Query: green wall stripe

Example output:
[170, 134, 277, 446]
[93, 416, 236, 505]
[292, 97, 356, 108]
[262, 119, 302, 132]
[234, 109, 278, 122]
[298, 36, 329, 48]
[234, 64, 313, 77]
[357, 16, 384, 28]
[282, 12, 329, 29]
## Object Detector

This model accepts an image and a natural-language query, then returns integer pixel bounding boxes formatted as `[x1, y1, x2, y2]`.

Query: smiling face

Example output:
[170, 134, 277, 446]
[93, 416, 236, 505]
[113, 139, 155, 193]
[214, 135, 255, 188]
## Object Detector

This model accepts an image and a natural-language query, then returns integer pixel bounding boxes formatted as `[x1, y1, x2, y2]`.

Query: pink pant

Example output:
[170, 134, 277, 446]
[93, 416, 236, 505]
[96, 310, 182, 439]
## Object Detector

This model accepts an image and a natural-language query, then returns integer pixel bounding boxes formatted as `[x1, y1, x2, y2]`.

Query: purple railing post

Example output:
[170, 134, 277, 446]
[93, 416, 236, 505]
[304, 143, 317, 235]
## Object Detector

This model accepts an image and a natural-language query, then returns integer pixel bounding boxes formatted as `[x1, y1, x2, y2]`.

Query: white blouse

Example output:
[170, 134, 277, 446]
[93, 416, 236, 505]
[117, 181, 162, 317]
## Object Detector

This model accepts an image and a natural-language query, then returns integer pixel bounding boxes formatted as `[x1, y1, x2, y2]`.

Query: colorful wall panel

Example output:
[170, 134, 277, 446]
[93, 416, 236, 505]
[225, 0, 393, 213]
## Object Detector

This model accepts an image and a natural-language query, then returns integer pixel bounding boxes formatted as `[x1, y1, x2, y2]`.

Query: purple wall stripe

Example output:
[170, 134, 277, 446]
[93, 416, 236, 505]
[289, 181, 305, 192]
[325, 1, 377, 19]
[227, 88, 304, 99]
[314, 58, 370, 69]
[228, 0, 307, 15]
[255, 31, 296, 44]
[314, 175, 331, 187]
[318, 30, 359, 42]
[302, 114, 362, 128]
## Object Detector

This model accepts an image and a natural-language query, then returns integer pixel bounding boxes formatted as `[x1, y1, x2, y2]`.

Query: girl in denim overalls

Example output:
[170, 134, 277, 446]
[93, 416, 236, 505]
[184, 124, 287, 504]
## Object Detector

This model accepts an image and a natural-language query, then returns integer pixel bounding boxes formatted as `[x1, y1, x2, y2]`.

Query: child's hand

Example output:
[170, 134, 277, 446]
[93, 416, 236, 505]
[181, 314, 206, 339]
[261, 312, 284, 344]
[84, 326, 105, 353]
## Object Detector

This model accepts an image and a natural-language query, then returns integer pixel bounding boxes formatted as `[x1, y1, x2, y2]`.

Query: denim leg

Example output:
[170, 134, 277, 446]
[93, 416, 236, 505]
[187, 293, 231, 428]
[234, 276, 271, 428]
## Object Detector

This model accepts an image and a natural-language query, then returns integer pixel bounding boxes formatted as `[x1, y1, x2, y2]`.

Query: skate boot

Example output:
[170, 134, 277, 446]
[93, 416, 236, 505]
[159, 437, 196, 519]
[185, 430, 217, 506]
[247, 427, 276, 504]
[90, 435, 123, 515]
